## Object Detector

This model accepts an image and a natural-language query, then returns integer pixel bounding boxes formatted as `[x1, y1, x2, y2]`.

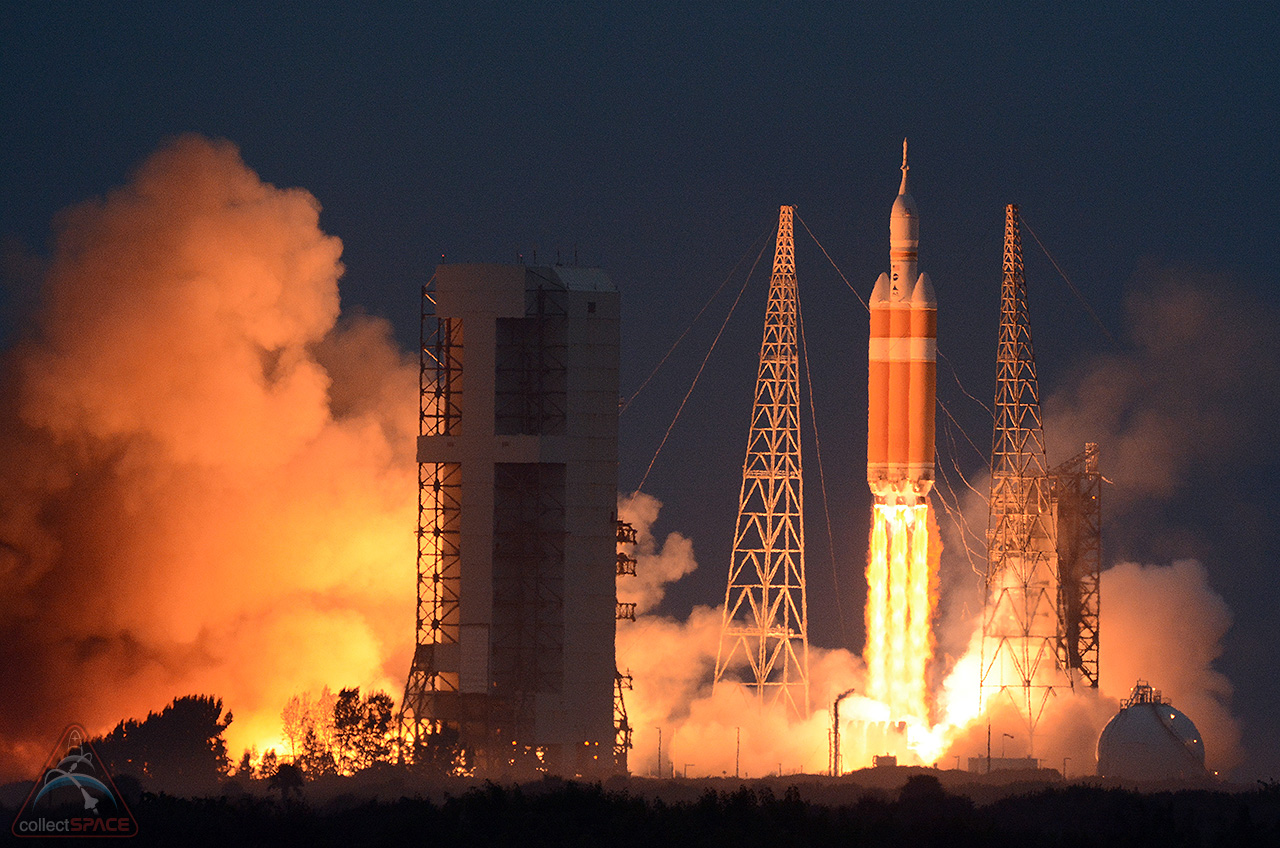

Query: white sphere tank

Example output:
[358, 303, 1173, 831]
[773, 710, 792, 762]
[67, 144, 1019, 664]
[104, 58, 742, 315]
[1097, 680, 1207, 780]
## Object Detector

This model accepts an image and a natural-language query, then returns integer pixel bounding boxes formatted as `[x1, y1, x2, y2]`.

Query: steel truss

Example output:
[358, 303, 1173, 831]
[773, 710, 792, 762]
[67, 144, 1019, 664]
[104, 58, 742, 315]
[399, 277, 465, 755]
[714, 205, 810, 718]
[1051, 443, 1101, 688]
[980, 204, 1070, 740]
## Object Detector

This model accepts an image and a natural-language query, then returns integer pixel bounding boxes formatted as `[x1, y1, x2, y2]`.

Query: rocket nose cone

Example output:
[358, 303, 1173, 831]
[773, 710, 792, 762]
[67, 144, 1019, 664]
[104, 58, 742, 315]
[910, 273, 935, 306]
[871, 272, 890, 303]
[892, 191, 917, 219]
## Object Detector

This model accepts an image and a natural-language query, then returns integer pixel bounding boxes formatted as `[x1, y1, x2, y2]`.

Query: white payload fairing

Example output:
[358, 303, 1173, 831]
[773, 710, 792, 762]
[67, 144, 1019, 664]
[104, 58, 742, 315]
[867, 141, 936, 505]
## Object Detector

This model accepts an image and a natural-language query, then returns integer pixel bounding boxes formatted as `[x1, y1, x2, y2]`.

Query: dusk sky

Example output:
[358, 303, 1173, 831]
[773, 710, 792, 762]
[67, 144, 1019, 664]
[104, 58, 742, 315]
[3, 3, 1278, 780]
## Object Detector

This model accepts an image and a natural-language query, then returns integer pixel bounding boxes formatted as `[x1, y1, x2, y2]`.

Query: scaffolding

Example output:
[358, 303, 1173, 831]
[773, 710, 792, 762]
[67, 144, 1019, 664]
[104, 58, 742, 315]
[713, 205, 810, 718]
[397, 266, 619, 775]
[1051, 443, 1101, 688]
[398, 276, 465, 755]
[614, 519, 637, 773]
[980, 204, 1069, 739]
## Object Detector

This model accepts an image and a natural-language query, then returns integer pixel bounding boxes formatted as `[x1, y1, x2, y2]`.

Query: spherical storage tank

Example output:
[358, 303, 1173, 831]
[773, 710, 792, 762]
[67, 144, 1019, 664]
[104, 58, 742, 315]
[1097, 680, 1206, 780]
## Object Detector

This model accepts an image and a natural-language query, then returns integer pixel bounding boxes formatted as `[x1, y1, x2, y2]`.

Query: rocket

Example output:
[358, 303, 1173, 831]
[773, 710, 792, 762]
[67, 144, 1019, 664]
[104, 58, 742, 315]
[868, 141, 936, 504]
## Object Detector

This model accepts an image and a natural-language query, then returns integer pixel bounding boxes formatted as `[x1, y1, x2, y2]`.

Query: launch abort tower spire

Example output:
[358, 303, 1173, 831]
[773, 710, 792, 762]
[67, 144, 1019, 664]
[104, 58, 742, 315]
[980, 204, 1069, 737]
[713, 205, 810, 718]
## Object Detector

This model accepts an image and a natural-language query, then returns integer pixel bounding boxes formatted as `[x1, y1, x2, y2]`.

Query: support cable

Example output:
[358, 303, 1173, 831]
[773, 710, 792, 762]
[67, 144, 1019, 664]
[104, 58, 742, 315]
[622, 221, 776, 414]
[940, 408, 992, 507]
[938, 350, 995, 421]
[797, 290, 850, 648]
[1021, 216, 1119, 348]
[937, 394, 992, 469]
[634, 236, 771, 493]
[932, 458, 987, 580]
[935, 415, 992, 578]
[795, 212, 868, 311]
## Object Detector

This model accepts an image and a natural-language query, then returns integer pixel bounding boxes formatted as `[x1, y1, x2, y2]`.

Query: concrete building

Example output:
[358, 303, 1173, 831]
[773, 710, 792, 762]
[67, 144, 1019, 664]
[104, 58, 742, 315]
[399, 263, 620, 776]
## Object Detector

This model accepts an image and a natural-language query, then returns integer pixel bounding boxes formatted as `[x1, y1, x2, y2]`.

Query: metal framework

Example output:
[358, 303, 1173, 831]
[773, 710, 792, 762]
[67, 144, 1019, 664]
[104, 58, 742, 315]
[980, 204, 1069, 738]
[613, 520, 636, 772]
[398, 277, 464, 754]
[490, 461, 566, 738]
[713, 205, 810, 718]
[1051, 442, 1101, 688]
[614, 669, 633, 773]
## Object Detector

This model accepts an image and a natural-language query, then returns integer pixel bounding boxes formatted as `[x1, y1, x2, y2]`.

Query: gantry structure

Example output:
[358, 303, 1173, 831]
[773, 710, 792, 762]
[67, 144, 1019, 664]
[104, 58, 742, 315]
[398, 275, 465, 754]
[713, 205, 810, 718]
[980, 204, 1069, 738]
[398, 264, 621, 776]
[1051, 443, 1101, 688]
[614, 519, 637, 772]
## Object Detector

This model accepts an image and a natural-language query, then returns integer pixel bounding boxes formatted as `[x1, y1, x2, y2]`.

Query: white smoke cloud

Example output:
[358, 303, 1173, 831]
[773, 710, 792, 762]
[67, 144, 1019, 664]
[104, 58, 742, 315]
[0, 136, 418, 779]
[1099, 559, 1239, 771]
[927, 271, 1261, 776]
[617, 491, 698, 614]
[616, 491, 867, 777]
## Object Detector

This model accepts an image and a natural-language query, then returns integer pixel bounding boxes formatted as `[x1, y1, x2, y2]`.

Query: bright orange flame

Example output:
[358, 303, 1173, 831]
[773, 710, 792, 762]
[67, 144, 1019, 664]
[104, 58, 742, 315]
[864, 503, 934, 725]
[865, 515, 889, 704]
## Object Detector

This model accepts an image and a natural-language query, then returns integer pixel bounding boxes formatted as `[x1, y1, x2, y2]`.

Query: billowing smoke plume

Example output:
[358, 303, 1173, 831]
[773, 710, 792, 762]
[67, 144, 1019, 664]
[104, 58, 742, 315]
[928, 271, 1263, 774]
[616, 492, 697, 615]
[1099, 559, 1238, 768]
[617, 493, 867, 777]
[0, 136, 418, 780]
[1045, 271, 1280, 512]
[930, 556, 1237, 775]
[1037, 272, 1274, 773]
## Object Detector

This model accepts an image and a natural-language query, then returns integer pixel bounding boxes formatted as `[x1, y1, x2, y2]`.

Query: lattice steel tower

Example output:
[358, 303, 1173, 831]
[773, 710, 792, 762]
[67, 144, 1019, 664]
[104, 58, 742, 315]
[1051, 443, 1101, 688]
[398, 277, 463, 752]
[980, 204, 1069, 739]
[713, 205, 810, 718]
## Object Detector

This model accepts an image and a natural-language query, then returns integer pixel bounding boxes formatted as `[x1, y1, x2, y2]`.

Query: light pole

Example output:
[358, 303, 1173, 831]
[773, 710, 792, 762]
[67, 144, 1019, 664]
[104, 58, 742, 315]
[1002, 733, 1014, 758]
[735, 727, 740, 778]
[655, 727, 662, 778]
[684, 763, 693, 779]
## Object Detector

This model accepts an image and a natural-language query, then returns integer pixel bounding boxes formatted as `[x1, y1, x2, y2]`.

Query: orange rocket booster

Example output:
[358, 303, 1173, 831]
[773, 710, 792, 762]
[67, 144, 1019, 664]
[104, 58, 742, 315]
[868, 142, 936, 505]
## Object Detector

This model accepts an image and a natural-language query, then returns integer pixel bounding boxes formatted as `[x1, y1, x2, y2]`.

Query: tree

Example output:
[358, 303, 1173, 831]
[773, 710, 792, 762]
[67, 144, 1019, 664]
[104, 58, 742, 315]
[268, 763, 304, 803]
[279, 686, 396, 777]
[298, 726, 337, 777]
[281, 687, 337, 763]
[332, 687, 394, 774]
[94, 694, 233, 794]
[259, 748, 279, 779]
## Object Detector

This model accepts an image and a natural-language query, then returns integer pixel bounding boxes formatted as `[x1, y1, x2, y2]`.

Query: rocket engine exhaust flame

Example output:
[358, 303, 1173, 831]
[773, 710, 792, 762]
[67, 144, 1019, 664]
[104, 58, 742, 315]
[864, 503, 934, 724]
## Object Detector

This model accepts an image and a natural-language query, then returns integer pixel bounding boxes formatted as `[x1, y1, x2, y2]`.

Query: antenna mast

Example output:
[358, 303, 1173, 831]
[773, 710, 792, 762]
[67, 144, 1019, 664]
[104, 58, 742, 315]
[980, 204, 1069, 741]
[714, 205, 810, 718]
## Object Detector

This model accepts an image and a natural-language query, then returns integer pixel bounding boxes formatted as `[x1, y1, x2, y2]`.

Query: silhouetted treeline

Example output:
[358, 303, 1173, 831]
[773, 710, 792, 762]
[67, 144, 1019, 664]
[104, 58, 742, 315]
[280, 686, 395, 777]
[8, 775, 1277, 847]
[93, 694, 231, 796]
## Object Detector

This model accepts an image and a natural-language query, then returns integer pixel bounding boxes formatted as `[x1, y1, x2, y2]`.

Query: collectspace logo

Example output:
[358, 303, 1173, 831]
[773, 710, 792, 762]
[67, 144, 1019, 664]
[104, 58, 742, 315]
[10, 724, 136, 838]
